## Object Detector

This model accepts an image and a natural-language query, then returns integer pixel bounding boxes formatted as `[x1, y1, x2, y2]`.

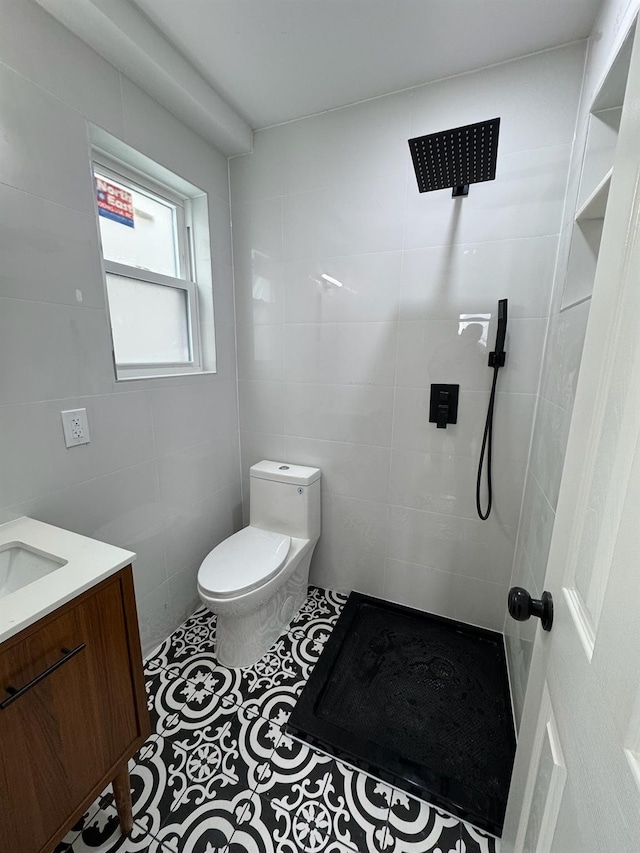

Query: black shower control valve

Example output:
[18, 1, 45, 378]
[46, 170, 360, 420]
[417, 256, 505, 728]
[508, 587, 553, 632]
[429, 384, 459, 430]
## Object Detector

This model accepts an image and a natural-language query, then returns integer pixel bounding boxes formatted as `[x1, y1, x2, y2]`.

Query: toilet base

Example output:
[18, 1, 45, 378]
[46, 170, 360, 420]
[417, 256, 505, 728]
[214, 550, 313, 668]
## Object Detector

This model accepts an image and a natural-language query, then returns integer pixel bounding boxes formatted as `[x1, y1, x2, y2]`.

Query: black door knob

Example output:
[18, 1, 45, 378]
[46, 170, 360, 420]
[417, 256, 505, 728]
[508, 587, 553, 631]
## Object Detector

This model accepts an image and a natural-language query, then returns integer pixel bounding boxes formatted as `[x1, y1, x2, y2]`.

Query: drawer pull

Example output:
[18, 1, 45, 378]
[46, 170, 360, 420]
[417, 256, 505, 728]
[0, 644, 86, 710]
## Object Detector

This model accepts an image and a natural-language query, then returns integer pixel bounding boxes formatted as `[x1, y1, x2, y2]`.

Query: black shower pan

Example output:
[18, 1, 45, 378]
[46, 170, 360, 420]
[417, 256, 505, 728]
[286, 593, 516, 837]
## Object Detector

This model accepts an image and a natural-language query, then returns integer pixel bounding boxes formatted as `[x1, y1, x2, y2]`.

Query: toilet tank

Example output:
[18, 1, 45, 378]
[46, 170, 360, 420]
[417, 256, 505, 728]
[249, 461, 321, 541]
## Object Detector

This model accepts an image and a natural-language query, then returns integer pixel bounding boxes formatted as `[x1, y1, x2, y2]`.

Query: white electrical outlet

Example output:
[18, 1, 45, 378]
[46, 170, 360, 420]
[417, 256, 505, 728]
[61, 408, 91, 448]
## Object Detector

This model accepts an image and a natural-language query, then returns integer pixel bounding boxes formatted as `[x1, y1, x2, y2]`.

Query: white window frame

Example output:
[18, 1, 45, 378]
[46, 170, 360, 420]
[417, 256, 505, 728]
[93, 152, 203, 380]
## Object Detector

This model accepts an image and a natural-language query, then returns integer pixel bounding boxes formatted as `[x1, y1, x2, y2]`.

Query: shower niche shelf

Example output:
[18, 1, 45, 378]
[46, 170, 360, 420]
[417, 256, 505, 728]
[575, 168, 612, 222]
[563, 170, 612, 310]
[561, 27, 633, 311]
[575, 110, 621, 213]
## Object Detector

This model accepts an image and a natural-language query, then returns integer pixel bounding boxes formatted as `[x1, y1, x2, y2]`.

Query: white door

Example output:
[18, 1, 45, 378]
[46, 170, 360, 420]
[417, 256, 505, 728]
[501, 20, 640, 853]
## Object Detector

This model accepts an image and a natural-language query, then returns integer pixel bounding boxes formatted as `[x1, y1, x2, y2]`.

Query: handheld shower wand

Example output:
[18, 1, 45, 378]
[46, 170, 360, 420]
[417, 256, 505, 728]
[476, 299, 508, 520]
[491, 299, 508, 367]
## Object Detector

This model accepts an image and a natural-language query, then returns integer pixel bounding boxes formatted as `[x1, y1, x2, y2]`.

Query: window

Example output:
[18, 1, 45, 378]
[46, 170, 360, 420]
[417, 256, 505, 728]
[93, 154, 203, 379]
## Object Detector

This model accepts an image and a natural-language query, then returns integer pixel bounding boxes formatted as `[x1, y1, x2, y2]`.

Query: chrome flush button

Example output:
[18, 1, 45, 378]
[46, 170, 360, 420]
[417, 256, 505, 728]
[279, 465, 290, 470]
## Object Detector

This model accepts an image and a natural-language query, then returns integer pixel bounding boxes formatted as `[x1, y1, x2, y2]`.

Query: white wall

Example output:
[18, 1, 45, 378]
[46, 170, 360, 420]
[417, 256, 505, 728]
[505, 0, 640, 725]
[0, 0, 242, 653]
[230, 43, 585, 632]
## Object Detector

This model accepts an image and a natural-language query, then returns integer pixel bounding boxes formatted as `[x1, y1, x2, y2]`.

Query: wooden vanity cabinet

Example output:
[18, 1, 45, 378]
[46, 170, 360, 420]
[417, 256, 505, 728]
[0, 566, 150, 853]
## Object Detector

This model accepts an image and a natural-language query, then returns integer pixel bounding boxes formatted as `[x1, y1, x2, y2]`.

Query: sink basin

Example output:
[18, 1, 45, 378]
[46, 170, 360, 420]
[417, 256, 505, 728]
[0, 541, 68, 599]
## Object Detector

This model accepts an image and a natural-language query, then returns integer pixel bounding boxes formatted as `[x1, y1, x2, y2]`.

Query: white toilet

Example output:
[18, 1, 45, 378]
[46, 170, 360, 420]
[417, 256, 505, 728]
[197, 460, 321, 668]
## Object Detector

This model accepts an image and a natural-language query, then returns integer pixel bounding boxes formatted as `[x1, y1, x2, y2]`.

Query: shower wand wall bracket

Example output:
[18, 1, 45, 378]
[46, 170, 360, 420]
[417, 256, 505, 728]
[429, 384, 459, 429]
[488, 351, 506, 368]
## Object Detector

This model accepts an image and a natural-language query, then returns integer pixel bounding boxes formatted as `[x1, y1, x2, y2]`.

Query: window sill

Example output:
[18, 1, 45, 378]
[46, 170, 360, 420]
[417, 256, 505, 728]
[115, 369, 218, 382]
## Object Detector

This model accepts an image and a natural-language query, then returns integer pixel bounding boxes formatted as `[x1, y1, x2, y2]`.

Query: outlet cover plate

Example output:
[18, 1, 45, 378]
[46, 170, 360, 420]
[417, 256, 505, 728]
[61, 408, 90, 448]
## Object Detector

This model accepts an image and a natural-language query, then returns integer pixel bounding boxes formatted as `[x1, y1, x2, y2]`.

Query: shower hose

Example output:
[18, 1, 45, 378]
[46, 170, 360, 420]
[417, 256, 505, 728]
[476, 363, 500, 520]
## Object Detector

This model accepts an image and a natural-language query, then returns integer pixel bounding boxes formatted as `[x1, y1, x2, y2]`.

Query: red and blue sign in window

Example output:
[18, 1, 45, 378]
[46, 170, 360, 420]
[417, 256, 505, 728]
[96, 177, 135, 228]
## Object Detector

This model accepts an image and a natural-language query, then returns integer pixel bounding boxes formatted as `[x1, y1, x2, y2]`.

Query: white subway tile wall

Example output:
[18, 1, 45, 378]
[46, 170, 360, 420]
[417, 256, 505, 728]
[231, 42, 587, 639]
[0, 0, 241, 654]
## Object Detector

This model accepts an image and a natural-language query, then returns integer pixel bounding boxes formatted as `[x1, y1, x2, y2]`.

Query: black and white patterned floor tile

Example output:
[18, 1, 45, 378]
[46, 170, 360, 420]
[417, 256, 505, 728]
[146, 589, 343, 729]
[147, 606, 217, 669]
[63, 586, 498, 853]
[385, 789, 462, 853]
[459, 823, 498, 853]
[237, 627, 324, 725]
[226, 749, 391, 853]
[52, 799, 106, 853]
[318, 757, 392, 851]
[254, 725, 334, 804]
[237, 586, 348, 726]
[288, 587, 347, 637]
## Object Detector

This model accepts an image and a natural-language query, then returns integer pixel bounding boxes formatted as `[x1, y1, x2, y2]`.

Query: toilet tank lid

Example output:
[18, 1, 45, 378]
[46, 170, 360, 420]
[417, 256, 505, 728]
[250, 460, 321, 486]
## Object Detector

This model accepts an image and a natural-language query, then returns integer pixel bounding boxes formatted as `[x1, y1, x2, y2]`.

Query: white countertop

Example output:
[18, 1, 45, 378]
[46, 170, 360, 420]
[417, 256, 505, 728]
[0, 517, 136, 644]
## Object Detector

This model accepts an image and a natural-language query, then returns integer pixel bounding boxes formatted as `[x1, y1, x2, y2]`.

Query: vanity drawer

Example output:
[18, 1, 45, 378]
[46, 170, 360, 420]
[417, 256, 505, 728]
[0, 567, 149, 853]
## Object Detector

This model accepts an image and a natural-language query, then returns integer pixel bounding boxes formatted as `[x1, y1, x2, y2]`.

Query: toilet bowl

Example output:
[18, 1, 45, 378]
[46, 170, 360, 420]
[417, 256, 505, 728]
[197, 461, 321, 667]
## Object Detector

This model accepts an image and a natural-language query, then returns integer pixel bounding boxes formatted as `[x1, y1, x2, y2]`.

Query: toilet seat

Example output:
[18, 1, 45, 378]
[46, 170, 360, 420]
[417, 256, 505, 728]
[198, 526, 291, 599]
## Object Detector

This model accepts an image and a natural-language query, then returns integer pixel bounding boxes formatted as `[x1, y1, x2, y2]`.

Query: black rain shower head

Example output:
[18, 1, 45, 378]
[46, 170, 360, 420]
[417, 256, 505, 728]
[408, 117, 500, 197]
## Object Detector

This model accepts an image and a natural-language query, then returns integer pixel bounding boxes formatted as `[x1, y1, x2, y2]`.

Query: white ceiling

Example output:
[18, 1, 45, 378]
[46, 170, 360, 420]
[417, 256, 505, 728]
[132, 0, 601, 129]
